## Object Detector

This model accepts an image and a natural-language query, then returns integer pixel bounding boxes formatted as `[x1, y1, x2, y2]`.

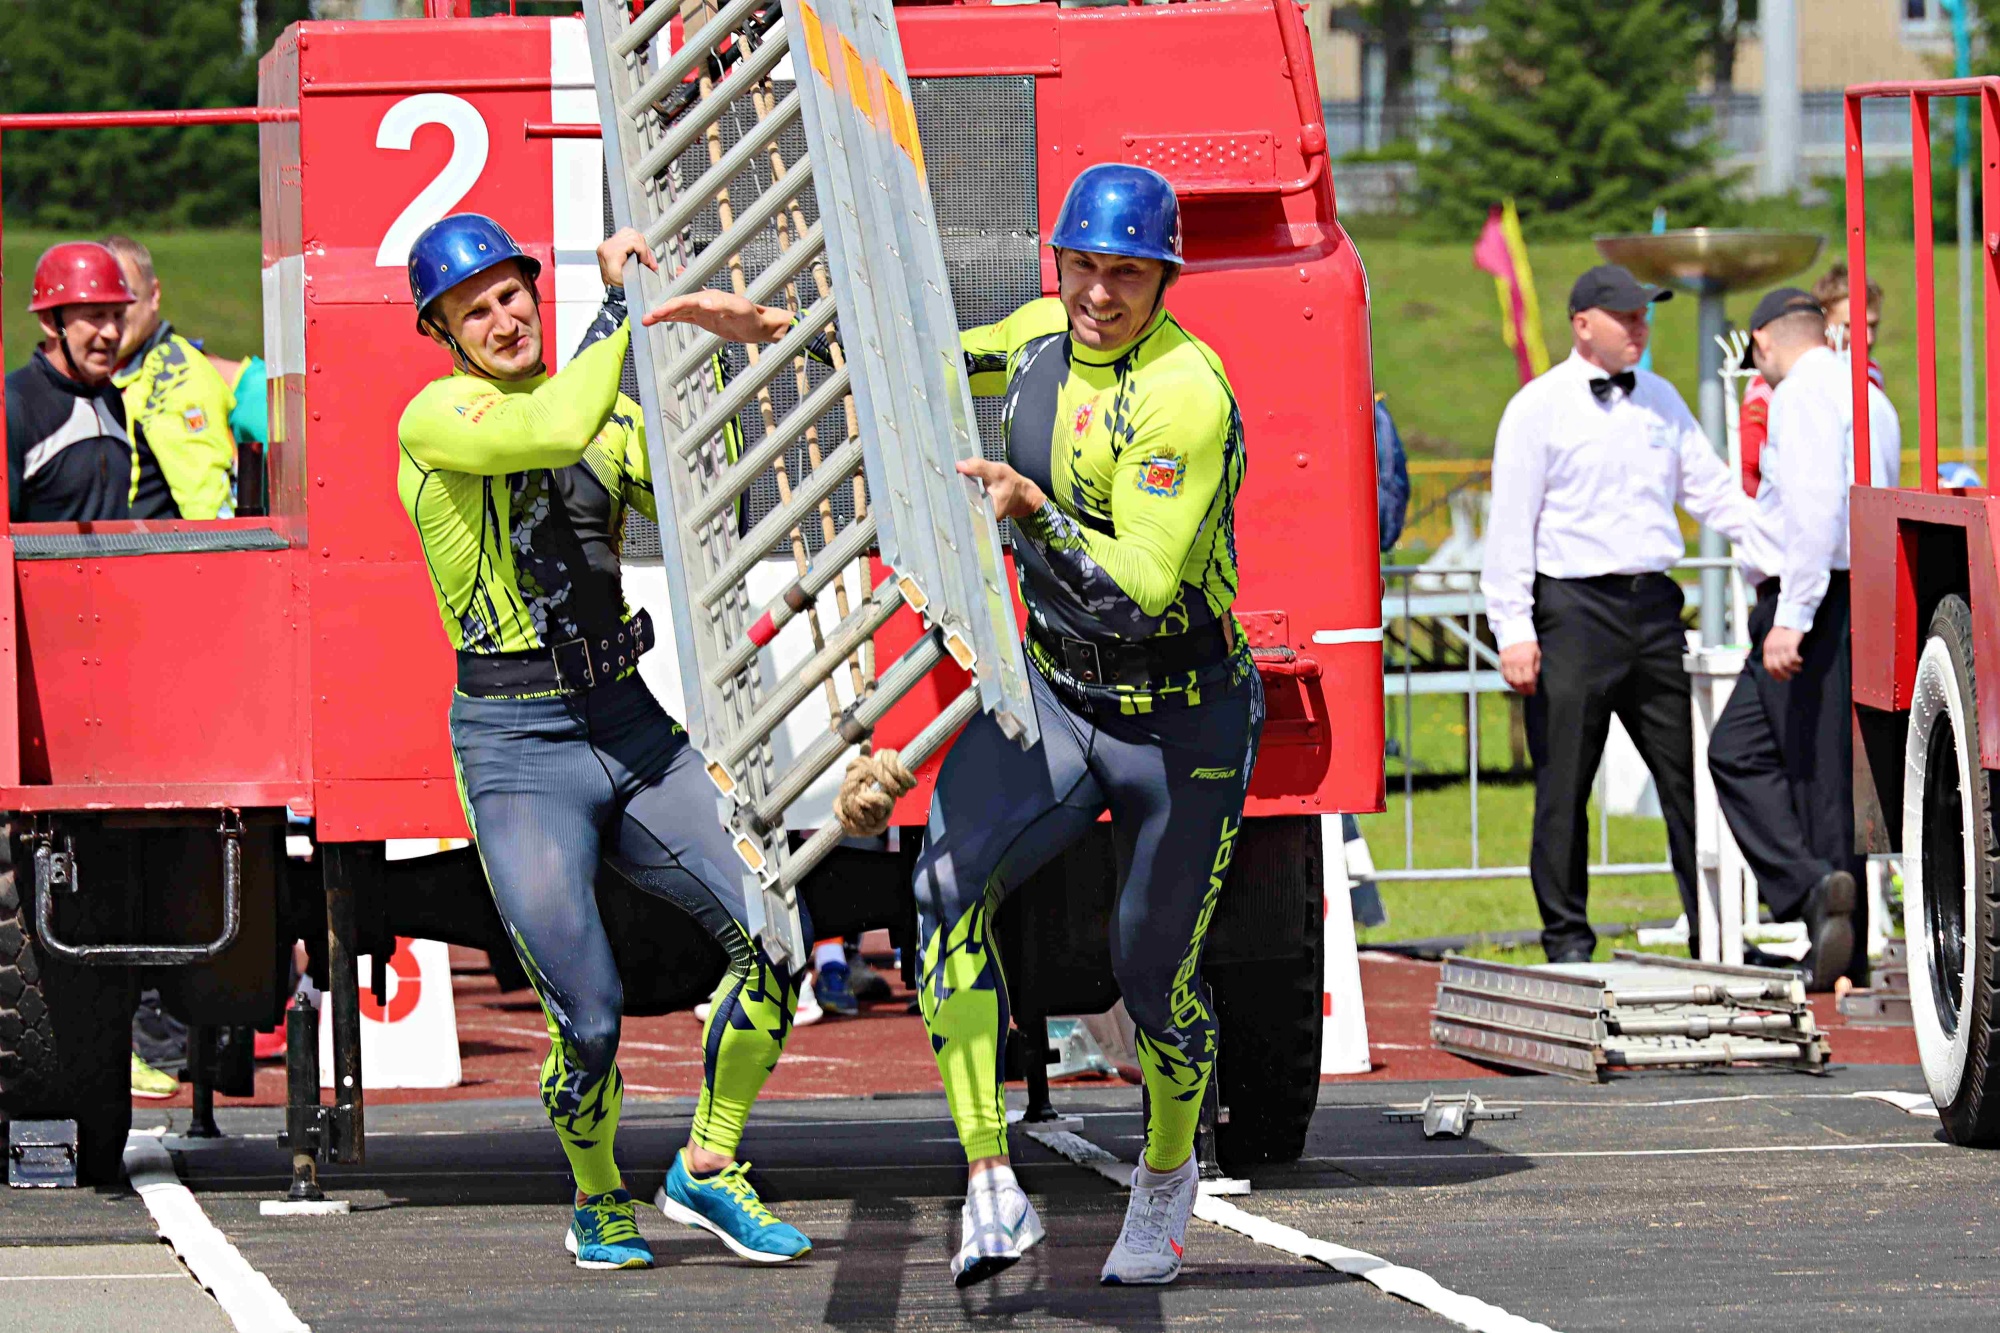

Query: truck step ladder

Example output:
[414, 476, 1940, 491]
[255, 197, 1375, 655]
[581, 0, 1036, 967]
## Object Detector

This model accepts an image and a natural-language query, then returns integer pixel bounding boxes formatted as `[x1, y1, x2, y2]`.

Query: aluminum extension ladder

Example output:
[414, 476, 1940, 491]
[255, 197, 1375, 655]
[581, 0, 1037, 967]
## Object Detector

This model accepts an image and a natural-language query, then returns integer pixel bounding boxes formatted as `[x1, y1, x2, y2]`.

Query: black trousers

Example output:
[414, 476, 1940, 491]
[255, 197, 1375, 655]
[1525, 573, 1701, 959]
[1709, 574, 1863, 939]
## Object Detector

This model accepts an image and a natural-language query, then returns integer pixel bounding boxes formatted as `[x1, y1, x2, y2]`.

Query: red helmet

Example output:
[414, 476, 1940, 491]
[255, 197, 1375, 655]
[29, 242, 135, 313]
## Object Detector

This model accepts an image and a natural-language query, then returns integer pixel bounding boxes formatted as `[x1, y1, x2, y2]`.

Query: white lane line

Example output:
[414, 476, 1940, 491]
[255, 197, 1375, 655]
[1300, 1140, 1949, 1165]
[1851, 1089, 1936, 1115]
[124, 1134, 311, 1333]
[0, 1274, 184, 1283]
[1025, 1127, 1558, 1333]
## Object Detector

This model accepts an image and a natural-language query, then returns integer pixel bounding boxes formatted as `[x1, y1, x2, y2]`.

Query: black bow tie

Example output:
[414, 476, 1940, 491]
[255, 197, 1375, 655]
[1589, 370, 1636, 402]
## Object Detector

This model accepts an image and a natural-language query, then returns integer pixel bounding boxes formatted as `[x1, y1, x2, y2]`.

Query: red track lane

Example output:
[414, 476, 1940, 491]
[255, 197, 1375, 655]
[135, 950, 1917, 1111]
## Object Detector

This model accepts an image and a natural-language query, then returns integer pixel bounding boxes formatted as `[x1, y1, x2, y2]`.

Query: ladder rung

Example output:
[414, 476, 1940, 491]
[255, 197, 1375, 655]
[622, 0, 779, 119]
[633, 47, 796, 194]
[669, 295, 838, 462]
[748, 629, 947, 830]
[642, 96, 803, 262]
[777, 684, 980, 892]
[697, 436, 865, 606]
[614, 0, 740, 60]
[711, 513, 879, 687]
[720, 576, 906, 773]
[652, 166, 816, 312]
[686, 365, 852, 529]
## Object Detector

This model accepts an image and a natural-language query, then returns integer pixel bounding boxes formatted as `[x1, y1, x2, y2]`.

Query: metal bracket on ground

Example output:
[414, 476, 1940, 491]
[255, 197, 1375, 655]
[1383, 1092, 1520, 1140]
[6, 1119, 79, 1188]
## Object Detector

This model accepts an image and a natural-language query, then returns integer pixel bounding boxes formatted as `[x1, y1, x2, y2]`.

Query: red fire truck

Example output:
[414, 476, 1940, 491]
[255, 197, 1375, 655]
[1847, 76, 2000, 1146]
[0, 0, 1379, 1188]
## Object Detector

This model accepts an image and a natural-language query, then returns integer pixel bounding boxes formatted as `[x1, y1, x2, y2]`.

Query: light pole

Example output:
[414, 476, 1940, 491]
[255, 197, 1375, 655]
[1760, 0, 1801, 197]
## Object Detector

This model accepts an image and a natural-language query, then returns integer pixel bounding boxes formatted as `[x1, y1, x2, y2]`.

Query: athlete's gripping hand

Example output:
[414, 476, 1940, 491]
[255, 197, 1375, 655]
[597, 227, 659, 288]
[641, 289, 795, 344]
[956, 458, 1047, 521]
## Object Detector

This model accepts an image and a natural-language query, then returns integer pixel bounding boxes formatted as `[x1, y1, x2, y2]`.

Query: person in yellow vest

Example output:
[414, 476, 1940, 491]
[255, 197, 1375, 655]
[101, 235, 239, 518]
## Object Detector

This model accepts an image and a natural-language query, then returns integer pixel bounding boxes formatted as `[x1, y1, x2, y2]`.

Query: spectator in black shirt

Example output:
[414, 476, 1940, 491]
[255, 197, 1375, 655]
[6, 241, 176, 521]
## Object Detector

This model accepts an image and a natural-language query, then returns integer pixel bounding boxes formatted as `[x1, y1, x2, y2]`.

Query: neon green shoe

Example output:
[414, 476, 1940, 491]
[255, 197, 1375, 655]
[131, 1053, 179, 1100]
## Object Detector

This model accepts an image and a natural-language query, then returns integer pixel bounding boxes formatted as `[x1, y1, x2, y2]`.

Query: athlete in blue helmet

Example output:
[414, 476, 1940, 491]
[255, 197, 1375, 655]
[647, 163, 1257, 1287]
[394, 214, 815, 1270]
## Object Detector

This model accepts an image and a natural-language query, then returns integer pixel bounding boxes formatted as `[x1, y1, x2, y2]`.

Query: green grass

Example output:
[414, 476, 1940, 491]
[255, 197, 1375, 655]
[1360, 236, 1979, 460]
[1356, 780, 1684, 946]
[5, 229, 262, 370]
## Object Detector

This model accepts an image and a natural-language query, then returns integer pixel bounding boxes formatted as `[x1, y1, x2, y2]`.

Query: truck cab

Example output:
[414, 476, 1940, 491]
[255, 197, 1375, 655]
[0, 0, 1378, 1188]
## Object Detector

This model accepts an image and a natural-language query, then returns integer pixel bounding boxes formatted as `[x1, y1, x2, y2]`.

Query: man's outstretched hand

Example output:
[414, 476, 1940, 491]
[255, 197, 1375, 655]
[640, 289, 794, 344]
[956, 458, 1047, 521]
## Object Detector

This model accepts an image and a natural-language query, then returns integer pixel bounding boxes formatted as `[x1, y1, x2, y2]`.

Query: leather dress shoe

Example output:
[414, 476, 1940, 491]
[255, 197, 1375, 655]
[1799, 870, 1857, 992]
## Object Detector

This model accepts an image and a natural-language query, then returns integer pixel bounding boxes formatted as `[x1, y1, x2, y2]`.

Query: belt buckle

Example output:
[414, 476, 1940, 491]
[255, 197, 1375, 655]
[1060, 636, 1103, 685]
[553, 637, 595, 692]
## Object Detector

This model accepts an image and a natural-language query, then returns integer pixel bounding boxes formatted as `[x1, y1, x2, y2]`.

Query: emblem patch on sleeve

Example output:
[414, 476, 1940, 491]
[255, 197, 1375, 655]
[182, 405, 209, 433]
[1137, 453, 1185, 498]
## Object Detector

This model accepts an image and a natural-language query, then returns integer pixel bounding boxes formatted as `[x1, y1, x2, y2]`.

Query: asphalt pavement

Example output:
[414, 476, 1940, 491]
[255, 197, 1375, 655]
[5, 1062, 1993, 1332]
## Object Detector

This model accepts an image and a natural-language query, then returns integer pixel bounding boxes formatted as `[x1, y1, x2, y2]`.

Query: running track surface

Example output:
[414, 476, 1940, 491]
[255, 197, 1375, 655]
[134, 948, 1918, 1112]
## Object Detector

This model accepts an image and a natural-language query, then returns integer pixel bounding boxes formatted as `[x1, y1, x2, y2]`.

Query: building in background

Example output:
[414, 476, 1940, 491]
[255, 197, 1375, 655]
[1314, 0, 1971, 201]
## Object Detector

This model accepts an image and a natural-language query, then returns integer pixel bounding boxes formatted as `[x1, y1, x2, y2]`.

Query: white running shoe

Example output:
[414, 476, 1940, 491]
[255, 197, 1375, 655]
[952, 1169, 1044, 1288]
[1100, 1156, 1198, 1285]
[793, 976, 823, 1028]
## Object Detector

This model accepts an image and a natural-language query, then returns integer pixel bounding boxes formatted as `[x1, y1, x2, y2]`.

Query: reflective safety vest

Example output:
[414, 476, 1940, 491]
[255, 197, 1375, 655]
[112, 323, 238, 519]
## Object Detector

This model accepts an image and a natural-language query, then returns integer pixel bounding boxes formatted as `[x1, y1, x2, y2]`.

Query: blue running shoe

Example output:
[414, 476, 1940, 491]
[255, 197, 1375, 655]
[565, 1188, 654, 1270]
[657, 1153, 811, 1263]
[816, 960, 859, 1016]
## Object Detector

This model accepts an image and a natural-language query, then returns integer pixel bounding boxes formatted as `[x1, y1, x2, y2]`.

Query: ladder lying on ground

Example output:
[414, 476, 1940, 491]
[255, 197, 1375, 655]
[581, 0, 1037, 967]
[1431, 952, 1831, 1080]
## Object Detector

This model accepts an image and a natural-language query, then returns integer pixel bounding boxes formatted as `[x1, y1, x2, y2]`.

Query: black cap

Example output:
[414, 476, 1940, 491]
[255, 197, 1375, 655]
[1568, 264, 1671, 315]
[1740, 287, 1825, 367]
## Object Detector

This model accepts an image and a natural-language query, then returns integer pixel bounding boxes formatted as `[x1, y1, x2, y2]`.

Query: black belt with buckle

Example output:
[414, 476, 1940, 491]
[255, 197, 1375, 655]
[1026, 619, 1233, 691]
[457, 608, 656, 697]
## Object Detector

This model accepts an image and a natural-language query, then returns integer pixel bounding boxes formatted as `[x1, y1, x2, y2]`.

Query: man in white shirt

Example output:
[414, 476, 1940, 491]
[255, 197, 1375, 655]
[1710, 287, 1901, 990]
[1482, 265, 1763, 963]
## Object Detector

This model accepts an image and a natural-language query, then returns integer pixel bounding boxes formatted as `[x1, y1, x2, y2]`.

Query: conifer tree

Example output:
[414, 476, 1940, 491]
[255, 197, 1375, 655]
[1419, 0, 1731, 238]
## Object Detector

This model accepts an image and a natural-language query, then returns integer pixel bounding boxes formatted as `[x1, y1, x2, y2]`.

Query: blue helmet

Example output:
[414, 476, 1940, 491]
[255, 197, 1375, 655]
[407, 213, 541, 329]
[1049, 164, 1182, 267]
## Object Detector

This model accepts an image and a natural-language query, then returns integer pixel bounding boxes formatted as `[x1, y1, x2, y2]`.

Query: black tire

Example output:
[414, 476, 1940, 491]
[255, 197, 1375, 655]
[1210, 933, 1324, 1169]
[0, 832, 136, 1185]
[1905, 595, 2000, 1145]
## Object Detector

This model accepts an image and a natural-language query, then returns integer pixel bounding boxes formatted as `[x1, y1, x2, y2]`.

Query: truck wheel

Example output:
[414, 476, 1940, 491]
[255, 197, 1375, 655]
[1904, 595, 2000, 1145]
[1210, 931, 1324, 1168]
[0, 833, 136, 1184]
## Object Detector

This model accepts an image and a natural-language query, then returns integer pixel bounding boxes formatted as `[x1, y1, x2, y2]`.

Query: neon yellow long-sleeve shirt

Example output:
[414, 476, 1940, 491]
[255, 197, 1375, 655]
[959, 297, 1248, 706]
[396, 323, 655, 655]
